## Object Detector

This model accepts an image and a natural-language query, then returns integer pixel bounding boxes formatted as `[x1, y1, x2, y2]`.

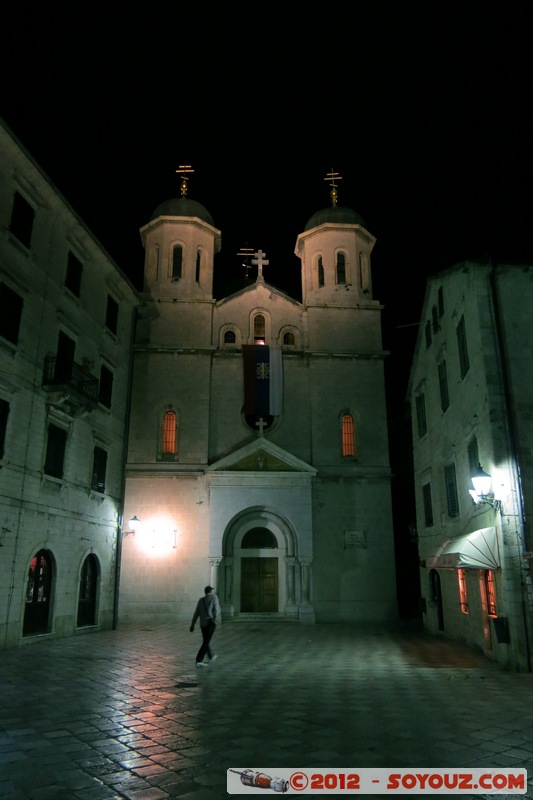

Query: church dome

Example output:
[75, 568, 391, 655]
[150, 197, 214, 227]
[304, 204, 367, 231]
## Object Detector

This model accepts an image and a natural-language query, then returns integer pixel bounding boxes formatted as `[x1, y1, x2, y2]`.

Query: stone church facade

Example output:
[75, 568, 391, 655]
[119, 174, 398, 625]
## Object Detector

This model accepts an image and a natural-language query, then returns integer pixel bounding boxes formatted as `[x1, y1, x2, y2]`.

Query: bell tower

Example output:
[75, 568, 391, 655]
[137, 166, 221, 348]
[295, 170, 376, 309]
[139, 165, 221, 301]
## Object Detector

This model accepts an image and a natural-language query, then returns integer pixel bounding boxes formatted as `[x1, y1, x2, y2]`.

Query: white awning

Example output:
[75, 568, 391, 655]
[426, 526, 500, 570]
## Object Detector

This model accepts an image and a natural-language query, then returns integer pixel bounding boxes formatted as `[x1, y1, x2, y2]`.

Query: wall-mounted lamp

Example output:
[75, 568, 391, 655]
[123, 515, 141, 536]
[469, 464, 502, 511]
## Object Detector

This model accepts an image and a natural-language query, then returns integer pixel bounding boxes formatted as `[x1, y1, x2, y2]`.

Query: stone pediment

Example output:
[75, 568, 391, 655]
[207, 438, 316, 474]
[216, 277, 303, 309]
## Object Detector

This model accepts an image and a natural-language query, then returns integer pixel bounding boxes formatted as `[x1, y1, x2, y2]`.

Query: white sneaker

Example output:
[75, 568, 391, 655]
[196, 661, 208, 667]
[210, 655, 218, 662]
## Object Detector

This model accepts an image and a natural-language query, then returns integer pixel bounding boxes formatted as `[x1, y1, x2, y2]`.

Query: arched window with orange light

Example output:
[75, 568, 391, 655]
[341, 413, 356, 457]
[161, 409, 178, 460]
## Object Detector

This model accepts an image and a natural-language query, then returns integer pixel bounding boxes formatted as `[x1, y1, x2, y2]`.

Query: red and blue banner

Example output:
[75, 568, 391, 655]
[243, 345, 283, 417]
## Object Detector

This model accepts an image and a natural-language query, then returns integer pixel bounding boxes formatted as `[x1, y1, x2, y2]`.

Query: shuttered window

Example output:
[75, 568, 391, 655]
[438, 359, 449, 411]
[444, 463, 459, 517]
[456, 314, 470, 378]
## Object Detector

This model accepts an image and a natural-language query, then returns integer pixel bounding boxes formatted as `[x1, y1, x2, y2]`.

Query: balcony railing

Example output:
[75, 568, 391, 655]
[42, 356, 99, 408]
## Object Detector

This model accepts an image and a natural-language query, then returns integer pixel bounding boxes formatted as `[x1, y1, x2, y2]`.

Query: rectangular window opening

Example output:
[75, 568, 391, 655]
[44, 424, 67, 479]
[91, 446, 107, 493]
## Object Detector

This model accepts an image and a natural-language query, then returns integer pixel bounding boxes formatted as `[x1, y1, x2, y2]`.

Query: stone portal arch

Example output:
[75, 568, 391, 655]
[220, 508, 300, 620]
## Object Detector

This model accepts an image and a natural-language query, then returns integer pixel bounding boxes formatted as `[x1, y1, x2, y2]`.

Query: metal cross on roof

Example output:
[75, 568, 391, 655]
[238, 246, 255, 280]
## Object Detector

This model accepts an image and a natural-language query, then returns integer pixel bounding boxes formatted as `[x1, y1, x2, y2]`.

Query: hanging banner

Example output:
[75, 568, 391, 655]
[243, 345, 283, 417]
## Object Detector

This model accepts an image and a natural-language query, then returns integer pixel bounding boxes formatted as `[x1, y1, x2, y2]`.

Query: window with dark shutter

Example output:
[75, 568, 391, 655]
[456, 314, 470, 378]
[467, 437, 479, 477]
[444, 463, 459, 517]
[438, 359, 449, 411]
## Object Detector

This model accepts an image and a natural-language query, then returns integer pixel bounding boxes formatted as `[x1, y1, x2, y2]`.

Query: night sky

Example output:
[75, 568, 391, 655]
[2, 3, 532, 401]
[3, 2, 531, 614]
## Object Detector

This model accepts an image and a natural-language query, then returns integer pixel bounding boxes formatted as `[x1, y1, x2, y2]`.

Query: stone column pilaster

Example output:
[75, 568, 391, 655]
[299, 558, 315, 623]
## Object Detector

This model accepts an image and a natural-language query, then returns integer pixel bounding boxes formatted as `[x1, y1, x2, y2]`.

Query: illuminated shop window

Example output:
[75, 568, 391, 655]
[485, 569, 497, 617]
[458, 568, 468, 614]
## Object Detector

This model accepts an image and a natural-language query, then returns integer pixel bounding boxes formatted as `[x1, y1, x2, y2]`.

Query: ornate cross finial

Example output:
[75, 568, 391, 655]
[251, 249, 269, 281]
[238, 245, 255, 280]
[324, 168, 342, 207]
[176, 164, 194, 196]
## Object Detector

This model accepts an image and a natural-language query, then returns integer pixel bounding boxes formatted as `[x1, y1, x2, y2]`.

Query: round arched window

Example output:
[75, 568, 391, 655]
[242, 528, 277, 548]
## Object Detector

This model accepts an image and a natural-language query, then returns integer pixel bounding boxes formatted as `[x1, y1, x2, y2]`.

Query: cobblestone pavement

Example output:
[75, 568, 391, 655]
[0, 620, 532, 799]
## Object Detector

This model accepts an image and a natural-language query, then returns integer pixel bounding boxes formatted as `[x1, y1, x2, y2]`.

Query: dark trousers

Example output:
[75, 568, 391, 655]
[196, 621, 216, 662]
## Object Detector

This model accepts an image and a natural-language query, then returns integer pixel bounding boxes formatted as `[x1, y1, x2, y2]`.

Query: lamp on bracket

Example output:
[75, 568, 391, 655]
[123, 515, 141, 536]
[469, 464, 502, 512]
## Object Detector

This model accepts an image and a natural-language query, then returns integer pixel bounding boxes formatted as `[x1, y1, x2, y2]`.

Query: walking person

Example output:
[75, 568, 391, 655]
[190, 585, 221, 667]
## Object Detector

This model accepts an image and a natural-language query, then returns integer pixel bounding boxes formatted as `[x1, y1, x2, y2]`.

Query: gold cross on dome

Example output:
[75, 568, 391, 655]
[324, 168, 342, 206]
[176, 164, 194, 196]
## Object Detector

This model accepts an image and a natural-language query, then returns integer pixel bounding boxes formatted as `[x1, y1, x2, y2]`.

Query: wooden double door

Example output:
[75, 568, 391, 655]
[240, 557, 278, 612]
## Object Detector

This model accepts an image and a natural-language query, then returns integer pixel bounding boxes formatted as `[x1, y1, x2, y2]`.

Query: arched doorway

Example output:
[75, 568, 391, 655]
[240, 528, 278, 612]
[23, 549, 53, 636]
[221, 509, 302, 619]
[77, 553, 99, 627]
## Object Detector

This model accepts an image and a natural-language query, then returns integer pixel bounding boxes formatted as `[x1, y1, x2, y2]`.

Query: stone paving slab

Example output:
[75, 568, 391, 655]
[0, 621, 532, 799]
